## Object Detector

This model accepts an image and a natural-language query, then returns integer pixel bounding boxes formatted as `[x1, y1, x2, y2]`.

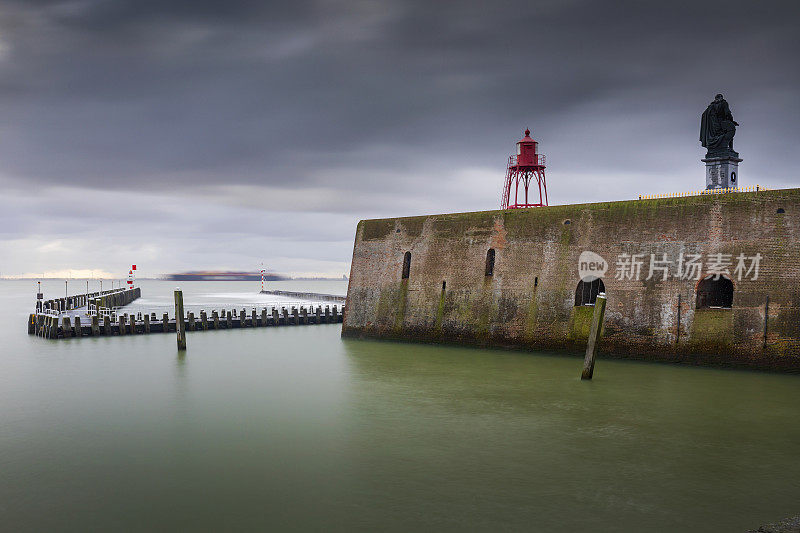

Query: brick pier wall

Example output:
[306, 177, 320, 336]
[342, 188, 800, 372]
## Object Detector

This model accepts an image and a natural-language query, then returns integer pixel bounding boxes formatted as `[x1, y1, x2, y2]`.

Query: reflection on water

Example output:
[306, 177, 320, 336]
[0, 280, 798, 531]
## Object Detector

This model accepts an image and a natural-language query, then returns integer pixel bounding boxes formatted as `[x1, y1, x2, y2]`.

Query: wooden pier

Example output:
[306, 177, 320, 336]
[29, 302, 344, 340]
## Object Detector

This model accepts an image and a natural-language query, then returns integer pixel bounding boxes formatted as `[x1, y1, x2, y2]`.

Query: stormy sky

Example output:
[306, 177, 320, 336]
[0, 0, 798, 278]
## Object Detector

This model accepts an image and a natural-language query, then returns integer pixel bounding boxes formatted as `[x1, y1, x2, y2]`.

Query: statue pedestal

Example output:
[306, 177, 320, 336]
[703, 154, 742, 190]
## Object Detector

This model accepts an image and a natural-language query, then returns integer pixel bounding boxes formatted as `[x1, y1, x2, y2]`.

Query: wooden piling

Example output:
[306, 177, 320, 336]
[162, 313, 169, 333]
[144, 314, 151, 333]
[63, 317, 72, 338]
[74, 316, 82, 337]
[119, 315, 126, 336]
[581, 293, 607, 380]
[212, 311, 220, 329]
[226, 310, 233, 329]
[261, 308, 267, 327]
[292, 307, 299, 325]
[272, 308, 279, 326]
[175, 289, 186, 350]
[91, 315, 99, 336]
[764, 295, 770, 348]
[129, 314, 136, 334]
[301, 307, 308, 324]
[251, 308, 257, 328]
[241, 308, 247, 327]
[103, 315, 111, 335]
[201, 311, 208, 330]
[187, 312, 195, 331]
[315, 306, 321, 324]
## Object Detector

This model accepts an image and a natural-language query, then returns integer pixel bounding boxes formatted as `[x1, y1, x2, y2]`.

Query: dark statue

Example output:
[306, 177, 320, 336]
[700, 94, 739, 158]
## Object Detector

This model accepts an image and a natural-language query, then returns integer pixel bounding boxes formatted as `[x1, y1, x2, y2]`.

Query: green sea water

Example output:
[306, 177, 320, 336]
[1, 279, 798, 531]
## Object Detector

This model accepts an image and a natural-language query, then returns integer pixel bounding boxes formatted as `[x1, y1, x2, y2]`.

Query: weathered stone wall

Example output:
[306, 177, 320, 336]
[342, 188, 800, 372]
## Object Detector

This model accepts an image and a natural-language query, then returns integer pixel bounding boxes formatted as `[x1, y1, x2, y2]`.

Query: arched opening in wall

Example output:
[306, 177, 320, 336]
[485, 249, 495, 276]
[401, 252, 411, 279]
[696, 275, 733, 309]
[575, 278, 605, 306]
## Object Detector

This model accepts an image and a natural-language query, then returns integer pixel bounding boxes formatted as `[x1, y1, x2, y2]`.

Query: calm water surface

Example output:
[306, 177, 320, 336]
[1, 280, 798, 531]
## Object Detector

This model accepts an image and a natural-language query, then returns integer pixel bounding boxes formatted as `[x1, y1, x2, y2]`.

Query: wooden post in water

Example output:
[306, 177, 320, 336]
[226, 310, 232, 329]
[144, 314, 150, 333]
[91, 315, 99, 336]
[200, 311, 208, 331]
[581, 293, 607, 381]
[261, 308, 267, 327]
[763, 295, 770, 348]
[74, 316, 82, 337]
[175, 288, 187, 350]
[213, 311, 220, 330]
[162, 313, 169, 333]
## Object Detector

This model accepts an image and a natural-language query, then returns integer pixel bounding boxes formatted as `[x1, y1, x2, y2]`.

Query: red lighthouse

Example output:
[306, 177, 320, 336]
[501, 129, 548, 209]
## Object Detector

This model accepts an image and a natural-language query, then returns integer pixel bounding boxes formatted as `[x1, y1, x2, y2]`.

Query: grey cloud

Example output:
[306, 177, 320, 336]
[0, 0, 798, 274]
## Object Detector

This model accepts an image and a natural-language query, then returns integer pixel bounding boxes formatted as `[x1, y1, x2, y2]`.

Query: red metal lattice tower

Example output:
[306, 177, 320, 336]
[501, 129, 548, 209]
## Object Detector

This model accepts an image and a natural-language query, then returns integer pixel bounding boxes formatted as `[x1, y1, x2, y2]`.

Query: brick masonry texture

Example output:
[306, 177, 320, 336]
[342, 188, 800, 372]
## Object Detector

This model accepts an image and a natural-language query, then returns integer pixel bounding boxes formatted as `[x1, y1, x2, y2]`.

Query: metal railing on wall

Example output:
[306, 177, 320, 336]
[639, 185, 767, 201]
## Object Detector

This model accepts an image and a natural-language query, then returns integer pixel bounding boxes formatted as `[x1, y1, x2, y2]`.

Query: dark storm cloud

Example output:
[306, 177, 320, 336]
[2, 0, 798, 190]
[0, 0, 798, 275]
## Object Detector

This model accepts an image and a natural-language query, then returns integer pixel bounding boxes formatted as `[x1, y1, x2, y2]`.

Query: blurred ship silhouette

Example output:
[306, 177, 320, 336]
[166, 270, 287, 281]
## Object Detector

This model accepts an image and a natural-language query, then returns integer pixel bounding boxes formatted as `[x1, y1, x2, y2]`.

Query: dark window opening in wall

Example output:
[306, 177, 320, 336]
[696, 275, 733, 309]
[402, 252, 411, 279]
[442, 280, 446, 292]
[575, 278, 605, 306]
[485, 249, 496, 276]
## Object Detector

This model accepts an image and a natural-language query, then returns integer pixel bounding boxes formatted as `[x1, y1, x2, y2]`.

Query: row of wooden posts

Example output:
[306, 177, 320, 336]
[37, 287, 140, 314]
[29, 303, 344, 340]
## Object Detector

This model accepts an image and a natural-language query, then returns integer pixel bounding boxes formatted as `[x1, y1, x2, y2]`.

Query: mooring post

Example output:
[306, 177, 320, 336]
[119, 315, 126, 336]
[200, 311, 208, 331]
[241, 308, 247, 327]
[162, 313, 169, 333]
[581, 293, 607, 380]
[300, 307, 308, 324]
[226, 310, 232, 329]
[187, 312, 195, 331]
[212, 311, 220, 329]
[175, 288, 186, 350]
[144, 314, 150, 333]
[103, 315, 111, 335]
[282, 307, 289, 325]
[74, 316, 82, 337]
[91, 315, 99, 336]
[763, 295, 770, 348]
[315, 306, 321, 324]
[129, 314, 136, 334]
[332, 305, 338, 322]
[325, 305, 331, 324]
[251, 308, 257, 327]
[261, 308, 267, 327]
[272, 308, 279, 326]
[292, 307, 299, 325]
